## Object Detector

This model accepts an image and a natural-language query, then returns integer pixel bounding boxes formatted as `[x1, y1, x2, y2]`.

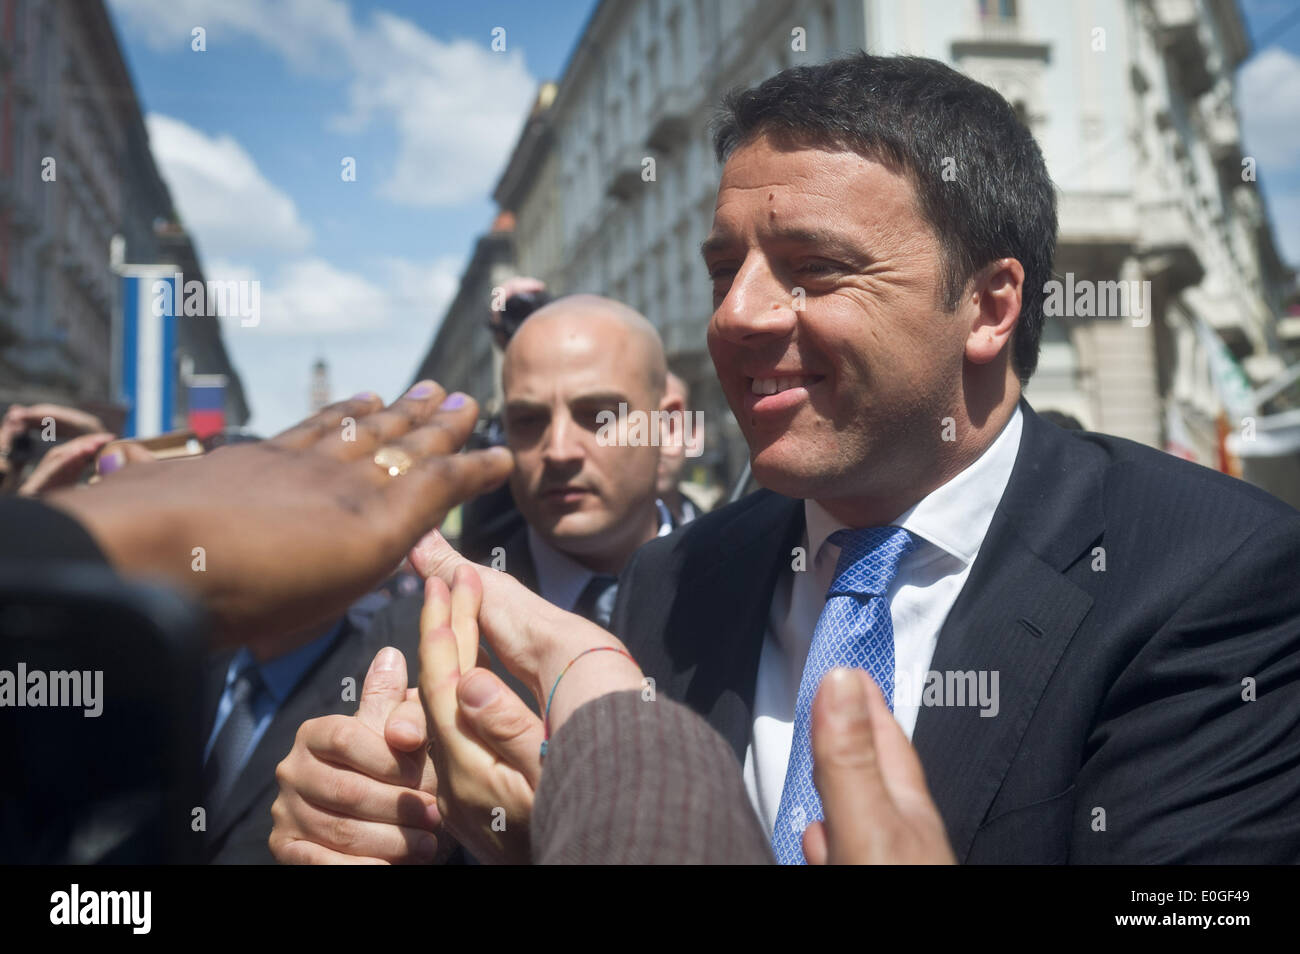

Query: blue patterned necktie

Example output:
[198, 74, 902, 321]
[771, 525, 918, 865]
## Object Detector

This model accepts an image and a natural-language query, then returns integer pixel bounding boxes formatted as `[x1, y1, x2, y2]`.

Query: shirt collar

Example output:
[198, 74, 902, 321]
[229, 619, 345, 705]
[654, 498, 675, 536]
[526, 526, 597, 613]
[805, 403, 1023, 567]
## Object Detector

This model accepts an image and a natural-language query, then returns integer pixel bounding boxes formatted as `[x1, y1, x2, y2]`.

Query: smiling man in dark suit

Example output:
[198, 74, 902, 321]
[266, 51, 1300, 865]
[602, 53, 1300, 864]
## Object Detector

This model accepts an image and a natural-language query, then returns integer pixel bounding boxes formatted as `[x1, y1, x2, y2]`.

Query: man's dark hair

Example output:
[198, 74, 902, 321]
[712, 52, 1057, 384]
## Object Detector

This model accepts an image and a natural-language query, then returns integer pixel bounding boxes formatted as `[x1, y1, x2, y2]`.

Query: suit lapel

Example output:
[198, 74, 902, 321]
[199, 651, 234, 745]
[667, 492, 805, 759]
[206, 625, 355, 843]
[912, 399, 1103, 861]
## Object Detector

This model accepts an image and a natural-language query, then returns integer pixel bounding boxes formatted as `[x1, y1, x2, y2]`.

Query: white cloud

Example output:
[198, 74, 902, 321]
[213, 255, 463, 335]
[336, 13, 534, 206]
[107, 0, 353, 73]
[218, 255, 464, 433]
[1239, 47, 1300, 169]
[146, 114, 312, 259]
[112, 0, 537, 208]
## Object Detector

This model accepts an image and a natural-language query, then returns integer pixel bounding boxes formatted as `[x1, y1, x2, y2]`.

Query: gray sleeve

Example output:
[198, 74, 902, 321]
[531, 690, 774, 864]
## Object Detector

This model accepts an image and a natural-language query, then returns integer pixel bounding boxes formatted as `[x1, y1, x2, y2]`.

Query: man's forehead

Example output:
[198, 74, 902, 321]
[505, 337, 640, 399]
[707, 141, 919, 243]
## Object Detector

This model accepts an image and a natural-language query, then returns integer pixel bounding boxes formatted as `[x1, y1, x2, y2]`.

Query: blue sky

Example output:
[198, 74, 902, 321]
[105, 0, 1299, 434]
[107, 0, 598, 433]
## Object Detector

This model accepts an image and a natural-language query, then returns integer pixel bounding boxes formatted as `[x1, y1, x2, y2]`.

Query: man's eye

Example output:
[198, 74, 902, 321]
[507, 414, 544, 432]
[708, 266, 736, 283]
[575, 407, 615, 429]
[796, 261, 836, 276]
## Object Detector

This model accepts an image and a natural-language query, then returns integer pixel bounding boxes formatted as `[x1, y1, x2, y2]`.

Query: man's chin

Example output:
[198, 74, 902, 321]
[749, 444, 845, 500]
[537, 512, 608, 547]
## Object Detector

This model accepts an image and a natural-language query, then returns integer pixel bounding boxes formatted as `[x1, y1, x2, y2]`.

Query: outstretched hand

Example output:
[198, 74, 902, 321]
[46, 382, 512, 644]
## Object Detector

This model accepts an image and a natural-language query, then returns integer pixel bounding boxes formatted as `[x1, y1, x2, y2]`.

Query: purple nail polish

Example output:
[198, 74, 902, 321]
[98, 451, 123, 475]
[440, 392, 466, 410]
[351, 391, 375, 401]
[407, 382, 435, 399]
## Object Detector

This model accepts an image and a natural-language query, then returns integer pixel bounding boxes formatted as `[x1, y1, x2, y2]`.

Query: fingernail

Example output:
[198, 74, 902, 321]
[459, 669, 499, 709]
[826, 668, 867, 718]
[425, 801, 442, 829]
[407, 380, 436, 399]
[439, 392, 466, 410]
[351, 391, 377, 401]
[417, 834, 439, 860]
[97, 451, 123, 475]
[374, 646, 401, 672]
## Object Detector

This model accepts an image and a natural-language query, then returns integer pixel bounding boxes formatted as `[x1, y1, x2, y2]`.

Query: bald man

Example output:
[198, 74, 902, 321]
[268, 295, 683, 864]
[499, 295, 676, 596]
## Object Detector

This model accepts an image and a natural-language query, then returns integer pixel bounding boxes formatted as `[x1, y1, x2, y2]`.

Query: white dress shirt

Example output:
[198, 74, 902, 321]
[742, 405, 1024, 836]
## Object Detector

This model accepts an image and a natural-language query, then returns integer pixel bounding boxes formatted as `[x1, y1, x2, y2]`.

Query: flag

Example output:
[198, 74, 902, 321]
[118, 268, 179, 438]
[187, 376, 226, 439]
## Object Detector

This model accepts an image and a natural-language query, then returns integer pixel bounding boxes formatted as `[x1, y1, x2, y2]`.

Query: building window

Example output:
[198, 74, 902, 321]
[978, 0, 1017, 20]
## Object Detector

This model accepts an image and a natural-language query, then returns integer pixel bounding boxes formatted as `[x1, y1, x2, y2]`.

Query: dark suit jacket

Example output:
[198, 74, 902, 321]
[610, 397, 1300, 863]
[201, 603, 422, 864]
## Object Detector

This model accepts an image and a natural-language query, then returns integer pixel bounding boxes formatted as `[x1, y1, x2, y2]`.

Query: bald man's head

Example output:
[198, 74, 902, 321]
[500, 294, 675, 574]
[504, 294, 667, 401]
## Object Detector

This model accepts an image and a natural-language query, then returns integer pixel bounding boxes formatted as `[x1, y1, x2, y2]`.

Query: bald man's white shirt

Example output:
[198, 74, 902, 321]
[742, 405, 1024, 837]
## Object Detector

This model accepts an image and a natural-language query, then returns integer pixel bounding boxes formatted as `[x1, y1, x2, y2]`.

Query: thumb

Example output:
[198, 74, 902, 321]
[457, 668, 544, 789]
[356, 646, 409, 733]
[408, 529, 468, 586]
[811, 668, 892, 859]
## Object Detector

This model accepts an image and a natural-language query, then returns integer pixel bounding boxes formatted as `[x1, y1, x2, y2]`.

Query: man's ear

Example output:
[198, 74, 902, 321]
[965, 258, 1024, 366]
[658, 388, 686, 455]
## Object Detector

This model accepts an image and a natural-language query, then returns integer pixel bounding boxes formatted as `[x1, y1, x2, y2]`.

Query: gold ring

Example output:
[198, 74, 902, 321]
[374, 445, 414, 478]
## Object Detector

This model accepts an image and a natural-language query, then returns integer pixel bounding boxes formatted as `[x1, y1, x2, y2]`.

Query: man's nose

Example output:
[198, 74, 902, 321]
[542, 413, 584, 465]
[710, 257, 798, 345]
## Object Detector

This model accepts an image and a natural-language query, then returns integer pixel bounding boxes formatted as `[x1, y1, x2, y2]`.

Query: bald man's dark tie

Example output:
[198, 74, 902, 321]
[202, 661, 263, 829]
[574, 574, 618, 629]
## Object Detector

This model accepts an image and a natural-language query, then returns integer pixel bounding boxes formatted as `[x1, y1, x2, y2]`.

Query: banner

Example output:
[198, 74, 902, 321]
[118, 268, 179, 439]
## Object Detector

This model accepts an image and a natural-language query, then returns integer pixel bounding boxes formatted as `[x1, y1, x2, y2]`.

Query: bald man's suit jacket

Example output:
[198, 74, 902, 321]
[610, 397, 1300, 863]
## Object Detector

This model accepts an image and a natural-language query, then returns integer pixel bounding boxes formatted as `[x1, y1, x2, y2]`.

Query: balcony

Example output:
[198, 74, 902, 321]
[1203, 101, 1241, 182]
[1136, 199, 1204, 291]
[645, 86, 692, 153]
[1152, 0, 1213, 98]
[1183, 285, 1252, 357]
[1057, 192, 1138, 247]
[606, 157, 644, 201]
[951, 14, 1050, 62]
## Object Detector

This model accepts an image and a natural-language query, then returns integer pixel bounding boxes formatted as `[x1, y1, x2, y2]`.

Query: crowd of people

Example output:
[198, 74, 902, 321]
[3, 52, 1299, 866]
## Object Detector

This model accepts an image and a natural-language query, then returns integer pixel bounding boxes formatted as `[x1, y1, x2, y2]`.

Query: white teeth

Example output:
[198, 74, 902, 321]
[751, 376, 815, 396]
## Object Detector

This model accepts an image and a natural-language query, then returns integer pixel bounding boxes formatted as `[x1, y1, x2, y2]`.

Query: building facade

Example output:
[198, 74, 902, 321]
[412, 210, 517, 416]
[0, 0, 248, 431]
[418, 0, 1297, 497]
